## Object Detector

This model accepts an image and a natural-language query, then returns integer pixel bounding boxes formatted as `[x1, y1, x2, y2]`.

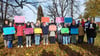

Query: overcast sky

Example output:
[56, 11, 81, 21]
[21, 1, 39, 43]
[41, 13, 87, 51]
[21, 0, 86, 23]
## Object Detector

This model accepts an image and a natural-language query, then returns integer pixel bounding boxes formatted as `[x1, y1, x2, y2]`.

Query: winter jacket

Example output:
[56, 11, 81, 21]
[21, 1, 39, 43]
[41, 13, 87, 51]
[42, 25, 49, 35]
[14, 24, 26, 36]
[88, 23, 96, 38]
[78, 25, 84, 36]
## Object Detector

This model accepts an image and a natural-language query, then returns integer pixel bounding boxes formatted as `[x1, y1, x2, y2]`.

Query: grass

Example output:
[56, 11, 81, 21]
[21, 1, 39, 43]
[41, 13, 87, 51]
[0, 33, 100, 56]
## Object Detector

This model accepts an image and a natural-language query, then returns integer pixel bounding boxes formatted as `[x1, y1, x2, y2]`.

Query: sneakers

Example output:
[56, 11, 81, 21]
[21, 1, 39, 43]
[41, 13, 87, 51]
[46, 43, 48, 45]
[26, 45, 28, 47]
[43, 43, 45, 45]
[21, 45, 23, 48]
[29, 45, 31, 47]
[17, 45, 20, 48]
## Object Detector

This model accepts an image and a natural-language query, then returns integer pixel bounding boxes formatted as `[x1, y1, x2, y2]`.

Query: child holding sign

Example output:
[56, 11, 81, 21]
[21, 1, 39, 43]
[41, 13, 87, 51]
[14, 23, 26, 48]
[41, 22, 49, 45]
[25, 22, 32, 47]
[34, 23, 41, 45]
[8, 22, 15, 48]
[62, 24, 70, 45]
[2, 20, 9, 48]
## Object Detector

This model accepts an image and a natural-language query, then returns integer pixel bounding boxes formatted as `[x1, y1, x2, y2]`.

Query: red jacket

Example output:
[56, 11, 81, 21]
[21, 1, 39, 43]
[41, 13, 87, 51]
[14, 24, 26, 36]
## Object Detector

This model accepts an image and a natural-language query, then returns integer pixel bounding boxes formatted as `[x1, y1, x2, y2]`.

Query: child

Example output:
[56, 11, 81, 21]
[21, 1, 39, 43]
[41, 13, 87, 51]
[31, 22, 35, 44]
[62, 24, 70, 45]
[88, 20, 96, 44]
[41, 22, 49, 45]
[26, 22, 32, 47]
[8, 22, 15, 48]
[70, 20, 78, 44]
[2, 20, 9, 48]
[14, 23, 26, 48]
[57, 24, 62, 44]
[78, 23, 84, 44]
[35, 23, 41, 45]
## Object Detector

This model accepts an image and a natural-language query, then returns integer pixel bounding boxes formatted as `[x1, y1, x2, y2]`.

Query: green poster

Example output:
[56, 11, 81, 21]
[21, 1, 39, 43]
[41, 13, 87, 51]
[61, 28, 69, 34]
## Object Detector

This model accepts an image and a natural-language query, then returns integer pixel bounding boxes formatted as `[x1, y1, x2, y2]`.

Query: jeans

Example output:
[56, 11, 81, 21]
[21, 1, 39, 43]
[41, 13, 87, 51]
[88, 37, 94, 44]
[58, 34, 62, 44]
[63, 36, 70, 44]
[71, 35, 76, 44]
[4, 40, 8, 47]
[26, 36, 31, 46]
[43, 35, 48, 44]
[49, 37, 55, 44]
[35, 35, 40, 45]
[18, 36, 23, 46]
[78, 36, 84, 43]
[8, 41, 12, 48]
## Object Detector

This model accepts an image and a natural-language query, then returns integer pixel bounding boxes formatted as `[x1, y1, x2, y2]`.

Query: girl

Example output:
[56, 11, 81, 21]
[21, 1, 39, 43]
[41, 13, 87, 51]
[35, 23, 41, 45]
[78, 23, 84, 43]
[88, 20, 96, 44]
[31, 22, 35, 44]
[26, 22, 32, 47]
[14, 23, 26, 48]
[8, 22, 15, 48]
[57, 24, 62, 44]
[2, 20, 9, 48]
[41, 22, 49, 45]
[62, 24, 70, 45]
[70, 20, 78, 44]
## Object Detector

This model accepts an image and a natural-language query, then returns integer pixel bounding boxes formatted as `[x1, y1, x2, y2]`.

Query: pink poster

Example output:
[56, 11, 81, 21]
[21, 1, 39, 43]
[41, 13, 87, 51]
[14, 16, 25, 23]
[49, 25, 57, 31]
[24, 28, 33, 34]
[56, 17, 64, 23]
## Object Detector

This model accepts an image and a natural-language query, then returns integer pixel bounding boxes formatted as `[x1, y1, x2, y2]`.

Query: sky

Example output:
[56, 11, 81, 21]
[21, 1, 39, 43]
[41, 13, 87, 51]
[16, 0, 86, 23]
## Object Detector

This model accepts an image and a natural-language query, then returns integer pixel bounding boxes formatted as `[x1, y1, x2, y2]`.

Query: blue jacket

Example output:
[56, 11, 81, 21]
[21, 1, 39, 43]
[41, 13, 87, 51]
[42, 25, 49, 35]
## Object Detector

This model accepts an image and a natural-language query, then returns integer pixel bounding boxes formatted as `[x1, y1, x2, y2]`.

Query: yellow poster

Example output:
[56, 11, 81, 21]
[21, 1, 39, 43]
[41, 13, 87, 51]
[34, 28, 42, 34]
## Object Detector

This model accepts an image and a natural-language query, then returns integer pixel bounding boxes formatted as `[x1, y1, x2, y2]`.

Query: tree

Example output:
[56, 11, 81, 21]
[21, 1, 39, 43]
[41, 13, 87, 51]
[47, 0, 80, 22]
[0, 0, 46, 19]
[37, 5, 44, 21]
[84, 0, 100, 19]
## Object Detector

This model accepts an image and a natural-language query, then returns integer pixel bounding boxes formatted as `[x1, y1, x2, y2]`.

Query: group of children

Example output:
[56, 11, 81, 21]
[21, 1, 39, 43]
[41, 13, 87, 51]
[2, 18, 97, 48]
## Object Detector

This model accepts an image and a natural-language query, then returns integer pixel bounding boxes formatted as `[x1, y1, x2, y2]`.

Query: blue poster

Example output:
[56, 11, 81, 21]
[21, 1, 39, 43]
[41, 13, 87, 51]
[64, 17, 72, 23]
[3, 27, 15, 35]
[71, 28, 79, 34]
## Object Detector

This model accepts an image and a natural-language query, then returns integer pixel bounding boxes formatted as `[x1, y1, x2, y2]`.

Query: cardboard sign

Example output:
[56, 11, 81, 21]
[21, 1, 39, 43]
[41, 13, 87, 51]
[41, 17, 50, 23]
[61, 28, 69, 34]
[14, 16, 25, 23]
[49, 25, 57, 31]
[70, 28, 79, 34]
[64, 17, 72, 23]
[34, 28, 42, 34]
[24, 28, 33, 34]
[3, 27, 15, 35]
[56, 17, 64, 23]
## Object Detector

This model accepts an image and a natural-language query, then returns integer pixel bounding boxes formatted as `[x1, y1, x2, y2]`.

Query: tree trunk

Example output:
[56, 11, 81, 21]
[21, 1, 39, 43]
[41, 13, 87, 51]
[5, 0, 8, 19]
[1, 0, 3, 20]
[71, 0, 73, 19]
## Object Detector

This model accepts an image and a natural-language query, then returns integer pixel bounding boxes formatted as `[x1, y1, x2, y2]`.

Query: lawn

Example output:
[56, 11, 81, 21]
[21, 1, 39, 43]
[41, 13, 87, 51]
[0, 33, 100, 56]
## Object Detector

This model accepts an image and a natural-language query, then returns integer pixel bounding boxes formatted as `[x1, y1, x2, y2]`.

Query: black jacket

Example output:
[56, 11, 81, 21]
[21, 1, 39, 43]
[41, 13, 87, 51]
[88, 23, 97, 38]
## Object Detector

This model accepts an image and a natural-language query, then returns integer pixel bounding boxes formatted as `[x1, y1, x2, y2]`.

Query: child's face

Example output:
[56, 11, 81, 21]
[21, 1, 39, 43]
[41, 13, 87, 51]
[19, 24, 21, 26]
[5, 21, 8, 24]
[27, 23, 30, 25]
[9, 23, 12, 26]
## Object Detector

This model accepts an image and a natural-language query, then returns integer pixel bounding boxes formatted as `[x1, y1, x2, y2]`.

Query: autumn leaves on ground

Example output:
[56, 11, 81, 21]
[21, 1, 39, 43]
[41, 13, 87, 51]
[0, 33, 100, 56]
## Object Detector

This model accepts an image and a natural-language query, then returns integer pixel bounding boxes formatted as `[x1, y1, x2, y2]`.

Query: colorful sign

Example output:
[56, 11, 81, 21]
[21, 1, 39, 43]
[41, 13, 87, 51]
[3, 27, 15, 35]
[14, 16, 25, 23]
[34, 28, 42, 34]
[61, 28, 69, 34]
[56, 17, 64, 23]
[24, 28, 33, 34]
[49, 25, 57, 31]
[41, 17, 50, 23]
[64, 17, 72, 23]
[70, 28, 79, 34]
